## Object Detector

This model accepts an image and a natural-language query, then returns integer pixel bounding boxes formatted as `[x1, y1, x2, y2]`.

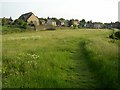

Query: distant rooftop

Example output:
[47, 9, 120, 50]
[18, 12, 33, 21]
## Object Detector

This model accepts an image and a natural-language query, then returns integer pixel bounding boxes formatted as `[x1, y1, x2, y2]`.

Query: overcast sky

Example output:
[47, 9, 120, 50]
[0, 0, 119, 23]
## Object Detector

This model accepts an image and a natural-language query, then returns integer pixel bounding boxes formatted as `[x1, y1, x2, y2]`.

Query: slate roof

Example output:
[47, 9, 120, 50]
[18, 12, 33, 21]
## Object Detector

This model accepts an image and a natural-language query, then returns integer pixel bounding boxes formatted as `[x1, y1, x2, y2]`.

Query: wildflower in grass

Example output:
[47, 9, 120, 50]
[19, 53, 39, 60]
[15, 71, 19, 75]
[26, 53, 31, 56]
[31, 54, 39, 59]
[2, 67, 7, 74]
[10, 73, 12, 76]
[28, 61, 32, 64]
[27, 53, 40, 59]
[16, 56, 21, 60]
[27, 60, 38, 68]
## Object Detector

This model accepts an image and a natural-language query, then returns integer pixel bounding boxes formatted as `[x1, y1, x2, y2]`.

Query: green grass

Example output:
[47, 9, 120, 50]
[2, 29, 119, 88]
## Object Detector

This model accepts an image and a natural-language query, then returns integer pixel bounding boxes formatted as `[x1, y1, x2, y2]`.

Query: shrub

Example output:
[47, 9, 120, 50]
[109, 31, 120, 39]
[14, 19, 27, 29]
[114, 31, 120, 39]
[2, 26, 26, 34]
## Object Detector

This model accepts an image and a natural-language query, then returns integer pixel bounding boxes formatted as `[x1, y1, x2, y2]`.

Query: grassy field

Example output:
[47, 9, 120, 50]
[2, 29, 119, 88]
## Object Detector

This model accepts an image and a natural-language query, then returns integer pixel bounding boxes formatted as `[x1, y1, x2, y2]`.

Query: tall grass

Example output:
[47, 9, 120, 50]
[2, 29, 119, 88]
[79, 38, 118, 88]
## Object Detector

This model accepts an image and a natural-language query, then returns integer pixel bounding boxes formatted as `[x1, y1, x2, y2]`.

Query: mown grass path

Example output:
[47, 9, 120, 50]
[2, 29, 118, 88]
[68, 39, 100, 88]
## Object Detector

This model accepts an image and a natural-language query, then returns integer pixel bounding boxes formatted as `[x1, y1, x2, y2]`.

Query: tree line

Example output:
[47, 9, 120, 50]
[1, 17, 120, 30]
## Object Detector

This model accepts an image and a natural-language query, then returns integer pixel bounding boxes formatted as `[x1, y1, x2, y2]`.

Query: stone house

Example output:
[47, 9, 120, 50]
[64, 20, 69, 27]
[18, 12, 40, 26]
[47, 19, 56, 26]
[39, 19, 46, 25]
[60, 20, 65, 26]
[93, 22, 103, 29]
[85, 21, 94, 28]
[56, 20, 69, 27]
[73, 19, 79, 26]
[56, 20, 61, 26]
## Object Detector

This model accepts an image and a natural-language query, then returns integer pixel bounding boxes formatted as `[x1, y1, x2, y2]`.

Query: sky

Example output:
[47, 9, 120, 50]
[0, 0, 119, 23]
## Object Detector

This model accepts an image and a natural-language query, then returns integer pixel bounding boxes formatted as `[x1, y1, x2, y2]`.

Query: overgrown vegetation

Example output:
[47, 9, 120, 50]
[109, 30, 120, 39]
[13, 19, 27, 29]
[79, 38, 118, 88]
[2, 29, 119, 88]
[2, 26, 27, 34]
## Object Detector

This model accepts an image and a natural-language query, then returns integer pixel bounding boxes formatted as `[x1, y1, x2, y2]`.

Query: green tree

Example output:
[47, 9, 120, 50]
[68, 19, 74, 27]
[79, 19, 86, 28]
[59, 18, 65, 20]
[2, 17, 13, 26]
[52, 17, 58, 21]
[14, 19, 27, 29]
[2, 17, 7, 26]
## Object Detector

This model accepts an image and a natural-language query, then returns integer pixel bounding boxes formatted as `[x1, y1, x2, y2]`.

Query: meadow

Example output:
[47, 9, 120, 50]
[2, 29, 119, 88]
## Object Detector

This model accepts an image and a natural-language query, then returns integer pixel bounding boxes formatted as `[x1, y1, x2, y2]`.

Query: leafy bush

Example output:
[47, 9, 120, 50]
[114, 31, 120, 39]
[109, 31, 120, 39]
[2, 26, 26, 34]
[14, 19, 27, 29]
